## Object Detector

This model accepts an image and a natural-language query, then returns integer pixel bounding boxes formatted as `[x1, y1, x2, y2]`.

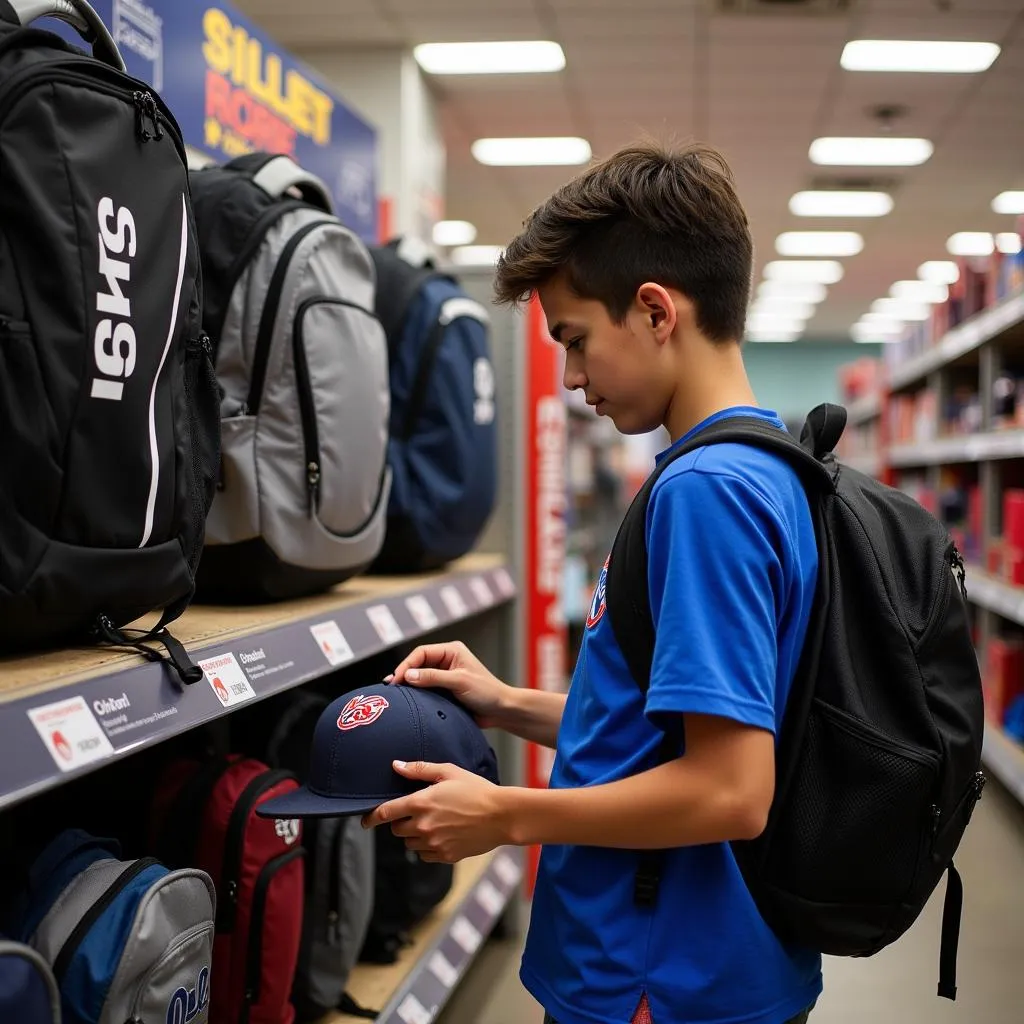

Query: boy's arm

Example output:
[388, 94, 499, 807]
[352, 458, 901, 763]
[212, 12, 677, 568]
[500, 687, 567, 749]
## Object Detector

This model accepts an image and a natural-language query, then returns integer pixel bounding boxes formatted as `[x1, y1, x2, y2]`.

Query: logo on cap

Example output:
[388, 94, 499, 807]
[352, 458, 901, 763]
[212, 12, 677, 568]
[338, 694, 389, 731]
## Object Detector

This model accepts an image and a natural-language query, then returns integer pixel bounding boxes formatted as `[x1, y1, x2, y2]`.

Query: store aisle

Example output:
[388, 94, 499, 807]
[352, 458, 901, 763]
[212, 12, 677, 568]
[439, 781, 1024, 1024]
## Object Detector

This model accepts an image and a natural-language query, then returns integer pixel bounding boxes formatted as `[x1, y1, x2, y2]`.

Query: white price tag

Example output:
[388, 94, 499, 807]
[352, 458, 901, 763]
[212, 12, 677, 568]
[396, 993, 431, 1024]
[27, 696, 115, 772]
[199, 653, 256, 707]
[429, 950, 459, 988]
[450, 915, 482, 954]
[367, 604, 404, 645]
[440, 586, 468, 618]
[406, 594, 439, 631]
[310, 620, 354, 667]
[494, 853, 521, 887]
[469, 576, 494, 607]
[494, 567, 515, 597]
[476, 878, 505, 916]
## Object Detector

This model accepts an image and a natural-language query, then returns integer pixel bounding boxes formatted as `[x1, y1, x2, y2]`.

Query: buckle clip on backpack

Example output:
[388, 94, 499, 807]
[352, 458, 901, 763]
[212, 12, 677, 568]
[0, 0, 221, 683]
[189, 152, 391, 601]
[606, 404, 986, 1001]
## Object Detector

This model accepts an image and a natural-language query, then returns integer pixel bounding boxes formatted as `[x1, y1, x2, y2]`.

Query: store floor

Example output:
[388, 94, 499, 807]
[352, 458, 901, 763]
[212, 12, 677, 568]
[439, 781, 1024, 1024]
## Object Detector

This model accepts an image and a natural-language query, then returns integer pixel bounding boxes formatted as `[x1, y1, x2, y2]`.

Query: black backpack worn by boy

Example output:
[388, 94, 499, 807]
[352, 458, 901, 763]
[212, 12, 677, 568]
[606, 404, 985, 1001]
[0, 0, 219, 678]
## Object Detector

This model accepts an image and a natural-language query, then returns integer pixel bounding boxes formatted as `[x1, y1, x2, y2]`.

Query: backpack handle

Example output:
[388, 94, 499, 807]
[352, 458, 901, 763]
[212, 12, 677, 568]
[1, 0, 125, 71]
[226, 153, 335, 214]
[800, 402, 848, 459]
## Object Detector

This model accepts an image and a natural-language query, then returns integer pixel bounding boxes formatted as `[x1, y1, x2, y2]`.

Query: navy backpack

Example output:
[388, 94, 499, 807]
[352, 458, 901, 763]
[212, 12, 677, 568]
[369, 239, 497, 573]
[0, 940, 61, 1023]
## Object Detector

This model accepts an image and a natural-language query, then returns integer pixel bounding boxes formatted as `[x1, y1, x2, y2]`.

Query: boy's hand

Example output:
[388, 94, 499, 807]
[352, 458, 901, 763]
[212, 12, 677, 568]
[362, 760, 512, 862]
[387, 641, 513, 730]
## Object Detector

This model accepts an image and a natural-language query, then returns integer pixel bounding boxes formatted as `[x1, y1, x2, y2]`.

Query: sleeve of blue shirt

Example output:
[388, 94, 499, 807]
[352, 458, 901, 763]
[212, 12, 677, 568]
[644, 461, 792, 736]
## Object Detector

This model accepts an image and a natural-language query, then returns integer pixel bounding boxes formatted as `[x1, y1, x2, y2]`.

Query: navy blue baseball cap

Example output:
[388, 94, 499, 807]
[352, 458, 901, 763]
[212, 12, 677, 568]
[256, 683, 500, 818]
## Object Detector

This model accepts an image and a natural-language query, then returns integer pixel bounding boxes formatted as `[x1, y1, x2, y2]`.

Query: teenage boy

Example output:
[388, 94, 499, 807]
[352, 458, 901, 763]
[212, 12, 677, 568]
[364, 142, 822, 1024]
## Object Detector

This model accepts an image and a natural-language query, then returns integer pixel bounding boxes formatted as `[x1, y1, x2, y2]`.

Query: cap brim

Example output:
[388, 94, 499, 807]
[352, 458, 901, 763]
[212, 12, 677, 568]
[255, 787, 384, 819]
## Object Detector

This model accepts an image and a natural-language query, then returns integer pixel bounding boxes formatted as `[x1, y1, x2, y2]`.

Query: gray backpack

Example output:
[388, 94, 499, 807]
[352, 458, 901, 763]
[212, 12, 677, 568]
[189, 153, 391, 601]
[267, 694, 376, 1022]
[13, 831, 215, 1024]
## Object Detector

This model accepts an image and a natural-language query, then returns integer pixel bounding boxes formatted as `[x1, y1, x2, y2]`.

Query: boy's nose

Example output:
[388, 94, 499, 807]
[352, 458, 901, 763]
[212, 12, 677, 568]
[562, 357, 587, 392]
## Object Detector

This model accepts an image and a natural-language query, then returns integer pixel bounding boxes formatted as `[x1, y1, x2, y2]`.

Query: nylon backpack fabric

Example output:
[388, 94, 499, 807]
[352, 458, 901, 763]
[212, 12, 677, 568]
[189, 152, 390, 601]
[0, 940, 61, 1023]
[11, 829, 215, 1024]
[605, 403, 985, 1001]
[0, 1, 220, 664]
[265, 693, 376, 1022]
[151, 755, 305, 1024]
[369, 241, 497, 573]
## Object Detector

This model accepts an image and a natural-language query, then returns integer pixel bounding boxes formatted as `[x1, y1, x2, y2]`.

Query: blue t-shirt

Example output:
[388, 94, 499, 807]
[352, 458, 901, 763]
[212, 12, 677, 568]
[521, 407, 823, 1024]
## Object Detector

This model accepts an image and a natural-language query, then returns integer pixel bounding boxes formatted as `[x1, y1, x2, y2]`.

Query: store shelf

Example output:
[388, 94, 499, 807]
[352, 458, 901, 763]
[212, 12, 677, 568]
[0, 554, 516, 812]
[982, 722, 1024, 808]
[846, 393, 881, 427]
[333, 847, 524, 1024]
[963, 566, 1024, 625]
[888, 290, 1024, 393]
[841, 452, 882, 477]
[888, 430, 1024, 467]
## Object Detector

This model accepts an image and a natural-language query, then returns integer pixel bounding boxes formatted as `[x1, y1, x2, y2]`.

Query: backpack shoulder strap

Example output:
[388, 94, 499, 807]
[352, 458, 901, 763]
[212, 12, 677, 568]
[605, 409, 839, 696]
[224, 152, 334, 214]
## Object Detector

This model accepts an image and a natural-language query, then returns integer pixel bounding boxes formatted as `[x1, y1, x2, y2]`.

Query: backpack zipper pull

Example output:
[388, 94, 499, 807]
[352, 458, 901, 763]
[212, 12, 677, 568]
[307, 461, 321, 514]
[145, 93, 164, 139]
[132, 91, 151, 141]
[950, 546, 967, 600]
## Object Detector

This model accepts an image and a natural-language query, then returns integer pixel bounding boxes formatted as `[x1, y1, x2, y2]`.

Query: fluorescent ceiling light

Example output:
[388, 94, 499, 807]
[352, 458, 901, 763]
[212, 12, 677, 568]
[472, 136, 591, 166]
[789, 191, 893, 217]
[861, 312, 905, 326]
[449, 245, 504, 266]
[747, 334, 799, 344]
[756, 280, 828, 303]
[852, 323, 901, 344]
[432, 220, 477, 247]
[840, 40, 999, 74]
[890, 280, 949, 304]
[776, 231, 863, 257]
[746, 316, 808, 335]
[947, 232, 994, 256]
[749, 299, 816, 319]
[809, 137, 933, 167]
[993, 191, 1024, 215]
[997, 232, 1022, 254]
[414, 41, 565, 75]
[918, 260, 960, 284]
[871, 298, 931, 321]
[763, 260, 844, 284]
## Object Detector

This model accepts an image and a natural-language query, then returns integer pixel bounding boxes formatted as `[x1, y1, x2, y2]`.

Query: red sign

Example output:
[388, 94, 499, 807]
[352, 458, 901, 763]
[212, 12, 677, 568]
[523, 297, 569, 890]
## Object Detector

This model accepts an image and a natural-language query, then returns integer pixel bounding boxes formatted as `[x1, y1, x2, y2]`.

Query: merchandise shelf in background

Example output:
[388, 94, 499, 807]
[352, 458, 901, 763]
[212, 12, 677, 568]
[0, 554, 516, 812]
[888, 430, 1024, 467]
[841, 453, 882, 477]
[845, 392, 882, 428]
[982, 723, 1024, 808]
[333, 848, 524, 1024]
[888, 290, 1024, 393]
[963, 565, 1024, 627]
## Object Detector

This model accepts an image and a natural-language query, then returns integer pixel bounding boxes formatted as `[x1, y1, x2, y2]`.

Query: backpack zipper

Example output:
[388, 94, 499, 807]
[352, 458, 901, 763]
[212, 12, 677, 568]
[950, 545, 968, 601]
[291, 296, 379, 515]
[932, 772, 987, 846]
[219, 770, 296, 933]
[0, 316, 31, 337]
[246, 219, 336, 416]
[52, 857, 160, 983]
[241, 847, 304, 1024]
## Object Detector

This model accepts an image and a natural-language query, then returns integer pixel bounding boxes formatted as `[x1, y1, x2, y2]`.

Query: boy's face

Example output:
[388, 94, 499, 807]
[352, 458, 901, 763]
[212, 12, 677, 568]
[538, 274, 674, 435]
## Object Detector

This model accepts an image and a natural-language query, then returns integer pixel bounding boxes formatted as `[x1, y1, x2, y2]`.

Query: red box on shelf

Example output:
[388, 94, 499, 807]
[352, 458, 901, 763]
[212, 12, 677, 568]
[1007, 549, 1024, 587]
[985, 638, 1024, 723]
[968, 485, 983, 548]
[1004, 489, 1024, 550]
[988, 539, 1005, 576]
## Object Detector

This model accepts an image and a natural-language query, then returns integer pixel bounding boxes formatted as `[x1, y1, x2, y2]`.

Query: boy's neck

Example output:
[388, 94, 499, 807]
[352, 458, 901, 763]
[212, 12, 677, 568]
[662, 337, 759, 443]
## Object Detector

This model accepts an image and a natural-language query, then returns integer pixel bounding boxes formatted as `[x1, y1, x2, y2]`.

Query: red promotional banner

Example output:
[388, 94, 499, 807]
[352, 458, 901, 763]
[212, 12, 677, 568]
[523, 297, 569, 890]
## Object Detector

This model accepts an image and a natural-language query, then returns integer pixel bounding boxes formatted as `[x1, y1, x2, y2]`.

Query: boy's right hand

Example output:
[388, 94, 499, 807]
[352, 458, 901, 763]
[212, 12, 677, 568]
[388, 641, 512, 730]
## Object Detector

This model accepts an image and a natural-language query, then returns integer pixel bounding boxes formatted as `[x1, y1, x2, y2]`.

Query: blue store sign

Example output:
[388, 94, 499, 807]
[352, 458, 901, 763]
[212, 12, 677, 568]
[52, 0, 377, 241]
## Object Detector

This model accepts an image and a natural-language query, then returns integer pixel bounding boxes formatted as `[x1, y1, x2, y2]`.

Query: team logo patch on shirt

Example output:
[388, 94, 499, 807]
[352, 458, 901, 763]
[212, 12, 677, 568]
[338, 694, 389, 731]
[586, 556, 610, 629]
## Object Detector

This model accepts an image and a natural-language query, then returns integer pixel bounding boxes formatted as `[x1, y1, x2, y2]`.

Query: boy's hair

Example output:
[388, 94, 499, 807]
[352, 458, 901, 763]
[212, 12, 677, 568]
[494, 141, 753, 343]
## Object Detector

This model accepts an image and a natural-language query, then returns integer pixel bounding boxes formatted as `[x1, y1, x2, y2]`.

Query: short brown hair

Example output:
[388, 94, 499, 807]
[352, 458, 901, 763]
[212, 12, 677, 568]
[494, 141, 753, 342]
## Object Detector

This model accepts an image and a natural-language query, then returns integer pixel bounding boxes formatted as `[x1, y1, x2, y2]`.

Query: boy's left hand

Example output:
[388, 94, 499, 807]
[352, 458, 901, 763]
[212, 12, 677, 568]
[362, 760, 511, 863]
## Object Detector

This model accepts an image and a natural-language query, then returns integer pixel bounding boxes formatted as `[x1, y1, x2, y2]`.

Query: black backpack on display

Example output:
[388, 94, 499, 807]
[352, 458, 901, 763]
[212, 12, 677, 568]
[0, 0, 219, 677]
[606, 404, 986, 1001]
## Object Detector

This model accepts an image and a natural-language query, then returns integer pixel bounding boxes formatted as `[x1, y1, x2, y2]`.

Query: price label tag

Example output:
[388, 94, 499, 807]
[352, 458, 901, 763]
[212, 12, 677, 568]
[309, 621, 354, 666]
[429, 950, 459, 988]
[367, 605, 404, 645]
[27, 696, 115, 772]
[450, 915, 482, 955]
[469, 576, 494, 607]
[494, 853, 521, 887]
[396, 993, 431, 1024]
[198, 653, 256, 707]
[406, 594, 439, 631]
[494, 567, 515, 597]
[440, 586, 468, 618]
[476, 878, 505, 916]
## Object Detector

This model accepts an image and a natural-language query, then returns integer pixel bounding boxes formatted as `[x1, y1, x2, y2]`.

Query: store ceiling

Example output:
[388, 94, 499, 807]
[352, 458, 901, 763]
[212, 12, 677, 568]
[236, 0, 1024, 342]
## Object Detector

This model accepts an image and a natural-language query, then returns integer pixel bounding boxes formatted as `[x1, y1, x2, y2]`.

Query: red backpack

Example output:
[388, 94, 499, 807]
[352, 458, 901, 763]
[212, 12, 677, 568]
[152, 755, 305, 1024]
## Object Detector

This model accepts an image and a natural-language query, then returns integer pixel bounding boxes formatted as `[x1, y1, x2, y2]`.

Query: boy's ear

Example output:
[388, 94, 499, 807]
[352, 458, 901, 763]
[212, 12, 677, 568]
[636, 283, 679, 342]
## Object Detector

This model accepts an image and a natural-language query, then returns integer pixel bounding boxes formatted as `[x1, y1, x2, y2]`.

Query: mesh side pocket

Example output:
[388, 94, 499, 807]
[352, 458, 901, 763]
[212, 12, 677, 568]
[766, 699, 938, 905]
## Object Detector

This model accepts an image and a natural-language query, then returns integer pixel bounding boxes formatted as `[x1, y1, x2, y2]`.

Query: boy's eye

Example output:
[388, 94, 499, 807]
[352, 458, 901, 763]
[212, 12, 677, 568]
[566, 337, 583, 352]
